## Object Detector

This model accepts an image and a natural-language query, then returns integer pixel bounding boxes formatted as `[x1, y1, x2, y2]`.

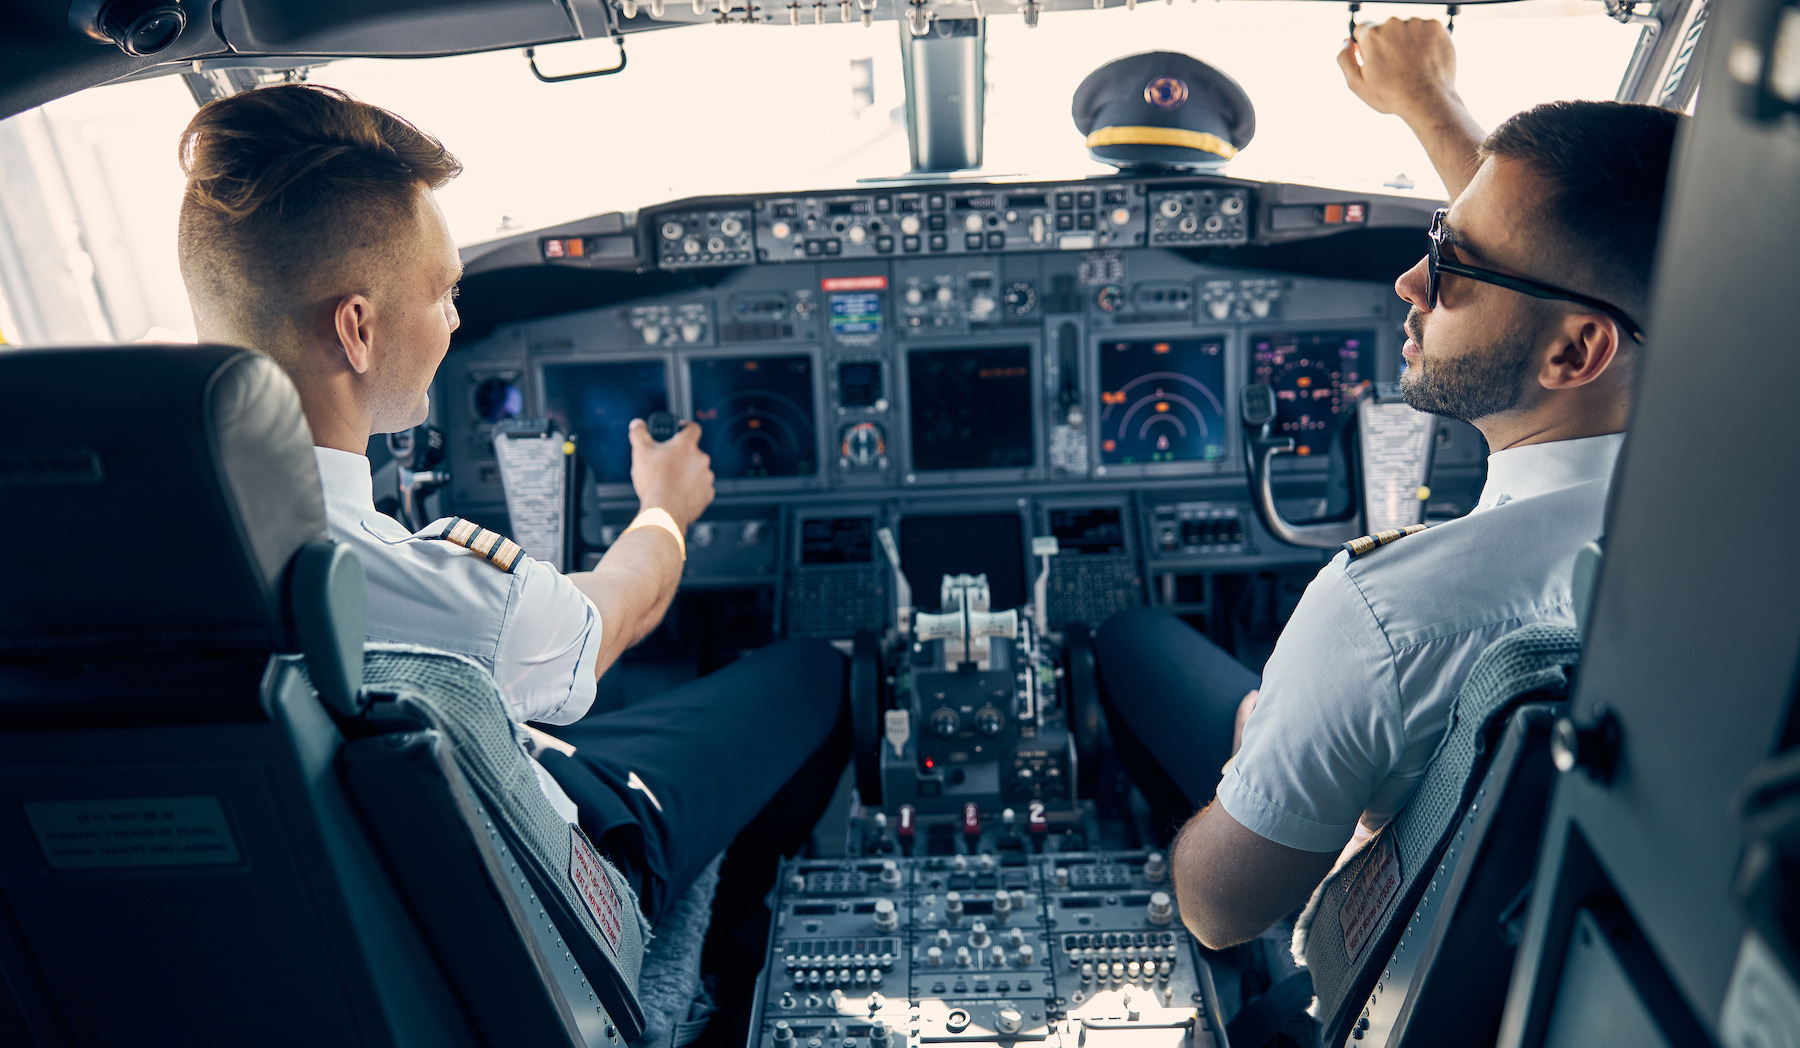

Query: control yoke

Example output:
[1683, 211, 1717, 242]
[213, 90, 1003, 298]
[1240, 382, 1437, 550]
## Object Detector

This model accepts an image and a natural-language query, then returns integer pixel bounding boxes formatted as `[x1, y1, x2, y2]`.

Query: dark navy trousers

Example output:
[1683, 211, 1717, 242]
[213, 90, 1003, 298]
[1094, 607, 1262, 837]
[536, 638, 851, 925]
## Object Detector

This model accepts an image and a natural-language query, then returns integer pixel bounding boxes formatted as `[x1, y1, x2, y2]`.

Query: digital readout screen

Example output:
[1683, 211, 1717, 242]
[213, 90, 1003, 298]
[1050, 507, 1126, 556]
[541, 360, 669, 485]
[688, 355, 817, 478]
[1098, 338, 1228, 465]
[800, 517, 875, 566]
[907, 345, 1034, 472]
[830, 291, 883, 337]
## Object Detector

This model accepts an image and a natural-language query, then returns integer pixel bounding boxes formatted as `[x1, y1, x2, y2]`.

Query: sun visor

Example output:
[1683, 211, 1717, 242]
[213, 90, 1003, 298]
[214, 0, 594, 56]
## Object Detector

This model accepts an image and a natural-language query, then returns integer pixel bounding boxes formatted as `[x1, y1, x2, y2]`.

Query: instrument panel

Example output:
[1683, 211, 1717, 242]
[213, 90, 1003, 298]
[439, 176, 1484, 634]
[749, 851, 1225, 1048]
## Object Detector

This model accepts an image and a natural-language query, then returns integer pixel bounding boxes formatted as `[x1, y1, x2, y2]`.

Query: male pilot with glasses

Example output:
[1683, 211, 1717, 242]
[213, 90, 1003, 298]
[1092, 20, 1681, 949]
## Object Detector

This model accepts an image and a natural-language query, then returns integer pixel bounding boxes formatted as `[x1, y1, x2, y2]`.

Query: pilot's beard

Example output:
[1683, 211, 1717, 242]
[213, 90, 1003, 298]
[1399, 314, 1537, 425]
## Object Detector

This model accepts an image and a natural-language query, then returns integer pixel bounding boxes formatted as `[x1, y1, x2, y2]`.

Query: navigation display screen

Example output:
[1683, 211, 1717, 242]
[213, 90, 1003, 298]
[1050, 507, 1126, 556]
[899, 513, 1027, 612]
[688, 355, 817, 479]
[541, 360, 669, 485]
[1249, 330, 1373, 456]
[800, 517, 874, 565]
[1098, 338, 1228, 466]
[830, 292, 883, 337]
[907, 345, 1034, 472]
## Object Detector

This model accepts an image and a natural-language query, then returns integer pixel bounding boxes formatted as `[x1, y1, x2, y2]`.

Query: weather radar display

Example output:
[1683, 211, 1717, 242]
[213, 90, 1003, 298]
[689, 355, 817, 478]
[1248, 330, 1373, 456]
[1098, 338, 1228, 465]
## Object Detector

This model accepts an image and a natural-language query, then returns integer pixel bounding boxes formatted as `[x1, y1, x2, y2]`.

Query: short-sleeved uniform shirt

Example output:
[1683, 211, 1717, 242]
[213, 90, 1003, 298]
[313, 447, 604, 727]
[1217, 433, 1624, 853]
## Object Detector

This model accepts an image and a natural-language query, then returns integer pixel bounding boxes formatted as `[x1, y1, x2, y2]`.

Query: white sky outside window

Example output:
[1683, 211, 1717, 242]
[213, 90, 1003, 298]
[0, 0, 1644, 344]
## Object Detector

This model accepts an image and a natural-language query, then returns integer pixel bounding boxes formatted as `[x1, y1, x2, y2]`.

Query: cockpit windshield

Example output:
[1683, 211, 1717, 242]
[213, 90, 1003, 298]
[0, 0, 1641, 345]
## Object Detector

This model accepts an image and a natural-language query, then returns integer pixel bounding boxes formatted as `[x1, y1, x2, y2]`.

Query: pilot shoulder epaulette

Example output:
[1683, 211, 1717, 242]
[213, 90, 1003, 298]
[1342, 523, 1429, 560]
[423, 516, 525, 573]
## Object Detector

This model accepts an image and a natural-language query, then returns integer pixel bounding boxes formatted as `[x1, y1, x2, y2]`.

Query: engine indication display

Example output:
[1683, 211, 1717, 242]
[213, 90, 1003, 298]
[907, 345, 1035, 472]
[541, 360, 669, 485]
[689, 355, 817, 479]
[1249, 330, 1374, 455]
[1098, 338, 1228, 465]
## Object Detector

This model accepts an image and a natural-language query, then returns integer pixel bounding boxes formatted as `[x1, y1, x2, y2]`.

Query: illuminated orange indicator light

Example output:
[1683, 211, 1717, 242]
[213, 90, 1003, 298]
[1155, 401, 1170, 413]
[743, 360, 759, 370]
[1296, 377, 1312, 388]
[1102, 439, 1117, 452]
[749, 418, 762, 428]
[567, 239, 585, 257]
[1102, 391, 1127, 406]
[1153, 342, 1171, 354]
[1297, 445, 1312, 456]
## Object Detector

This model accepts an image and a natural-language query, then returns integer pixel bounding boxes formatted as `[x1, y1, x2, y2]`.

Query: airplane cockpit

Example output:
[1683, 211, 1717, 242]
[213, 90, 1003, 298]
[2, 0, 1797, 1046]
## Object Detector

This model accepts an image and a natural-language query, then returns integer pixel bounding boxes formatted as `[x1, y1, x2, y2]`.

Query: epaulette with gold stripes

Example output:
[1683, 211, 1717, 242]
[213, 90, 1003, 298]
[426, 517, 525, 573]
[1343, 523, 1429, 559]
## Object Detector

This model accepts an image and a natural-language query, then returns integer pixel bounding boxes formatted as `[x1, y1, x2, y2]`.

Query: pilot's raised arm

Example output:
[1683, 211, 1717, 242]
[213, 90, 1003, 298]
[1338, 18, 1488, 199]
[565, 416, 716, 685]
[1093, 95, 1680, 948]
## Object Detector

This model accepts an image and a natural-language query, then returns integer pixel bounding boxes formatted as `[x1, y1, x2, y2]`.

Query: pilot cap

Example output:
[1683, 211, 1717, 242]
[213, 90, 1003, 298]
[1071, 52, 1255, 170]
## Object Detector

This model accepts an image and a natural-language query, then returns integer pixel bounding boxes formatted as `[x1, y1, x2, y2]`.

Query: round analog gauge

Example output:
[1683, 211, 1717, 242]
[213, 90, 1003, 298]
[473, 377, 523, 423]
[840, 421, 887, 469]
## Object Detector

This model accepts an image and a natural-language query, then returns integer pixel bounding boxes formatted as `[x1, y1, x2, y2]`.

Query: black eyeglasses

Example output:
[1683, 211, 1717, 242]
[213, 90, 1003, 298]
[1426, 208, 1646, 345]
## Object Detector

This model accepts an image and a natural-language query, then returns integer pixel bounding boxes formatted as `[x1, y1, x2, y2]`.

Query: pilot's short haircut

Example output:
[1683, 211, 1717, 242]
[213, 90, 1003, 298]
[1479, 100, 1680, 320]
[177, 84, 461, 354]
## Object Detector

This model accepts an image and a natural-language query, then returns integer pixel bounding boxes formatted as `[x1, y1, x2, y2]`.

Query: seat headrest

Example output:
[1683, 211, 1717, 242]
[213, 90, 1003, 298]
[0, 345, 326, 658]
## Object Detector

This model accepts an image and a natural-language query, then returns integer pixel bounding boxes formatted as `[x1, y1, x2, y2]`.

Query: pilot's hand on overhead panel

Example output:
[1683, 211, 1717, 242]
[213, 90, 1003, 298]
[1337, 17, 1462, 124]
[628, 418, 715, 531]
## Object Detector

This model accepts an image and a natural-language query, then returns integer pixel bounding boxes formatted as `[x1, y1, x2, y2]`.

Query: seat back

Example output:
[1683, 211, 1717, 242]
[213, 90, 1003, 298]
[0, 345, 635, 1048]
[1299, 622, 1582, 1046]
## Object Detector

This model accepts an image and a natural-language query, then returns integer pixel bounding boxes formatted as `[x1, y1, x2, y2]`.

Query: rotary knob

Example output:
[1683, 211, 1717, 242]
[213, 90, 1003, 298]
[975, 706, 1004, 737]
[1147, 891, 1173, 926]
[930, 707, 960, 738]
[904, 286, 925, 306]
[995, 1007, 1024, 1035]
[1096, 284, 1123, 312]
[720, 216, 743, 237]
[900, 214, 922, 236]
[874, 898, 898, 932]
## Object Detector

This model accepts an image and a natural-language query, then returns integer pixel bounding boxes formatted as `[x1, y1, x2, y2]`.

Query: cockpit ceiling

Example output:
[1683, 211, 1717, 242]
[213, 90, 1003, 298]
[2, 0, 1536, 121]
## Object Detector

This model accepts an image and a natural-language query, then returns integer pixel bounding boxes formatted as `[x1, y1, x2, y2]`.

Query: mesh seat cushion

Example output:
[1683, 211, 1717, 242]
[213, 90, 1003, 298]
[341, 644, 651, 988]
[1295, 622, 1581, 1023]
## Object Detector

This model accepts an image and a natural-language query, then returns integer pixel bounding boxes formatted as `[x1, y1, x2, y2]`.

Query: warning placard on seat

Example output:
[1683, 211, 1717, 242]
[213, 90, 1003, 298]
[24, 796, 241, 870]
[1339, 832, 1401, 961]
[569, 827, 625, 955]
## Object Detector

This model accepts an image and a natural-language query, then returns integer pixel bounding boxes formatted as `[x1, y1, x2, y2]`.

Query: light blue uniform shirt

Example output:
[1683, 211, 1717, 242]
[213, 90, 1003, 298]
[1218, 433, 1625, 853]
[313, 447, 604, 727]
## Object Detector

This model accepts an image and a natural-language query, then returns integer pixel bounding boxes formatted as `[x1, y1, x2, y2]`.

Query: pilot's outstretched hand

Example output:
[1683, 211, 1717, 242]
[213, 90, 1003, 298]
[1337, 18, 1461, 123]
[628, 418, 715, 530]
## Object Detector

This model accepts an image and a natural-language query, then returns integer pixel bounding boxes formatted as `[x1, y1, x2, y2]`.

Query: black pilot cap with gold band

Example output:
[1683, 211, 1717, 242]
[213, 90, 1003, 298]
[426, 516, 525, 573]
[1072, 52, 1256, 171]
